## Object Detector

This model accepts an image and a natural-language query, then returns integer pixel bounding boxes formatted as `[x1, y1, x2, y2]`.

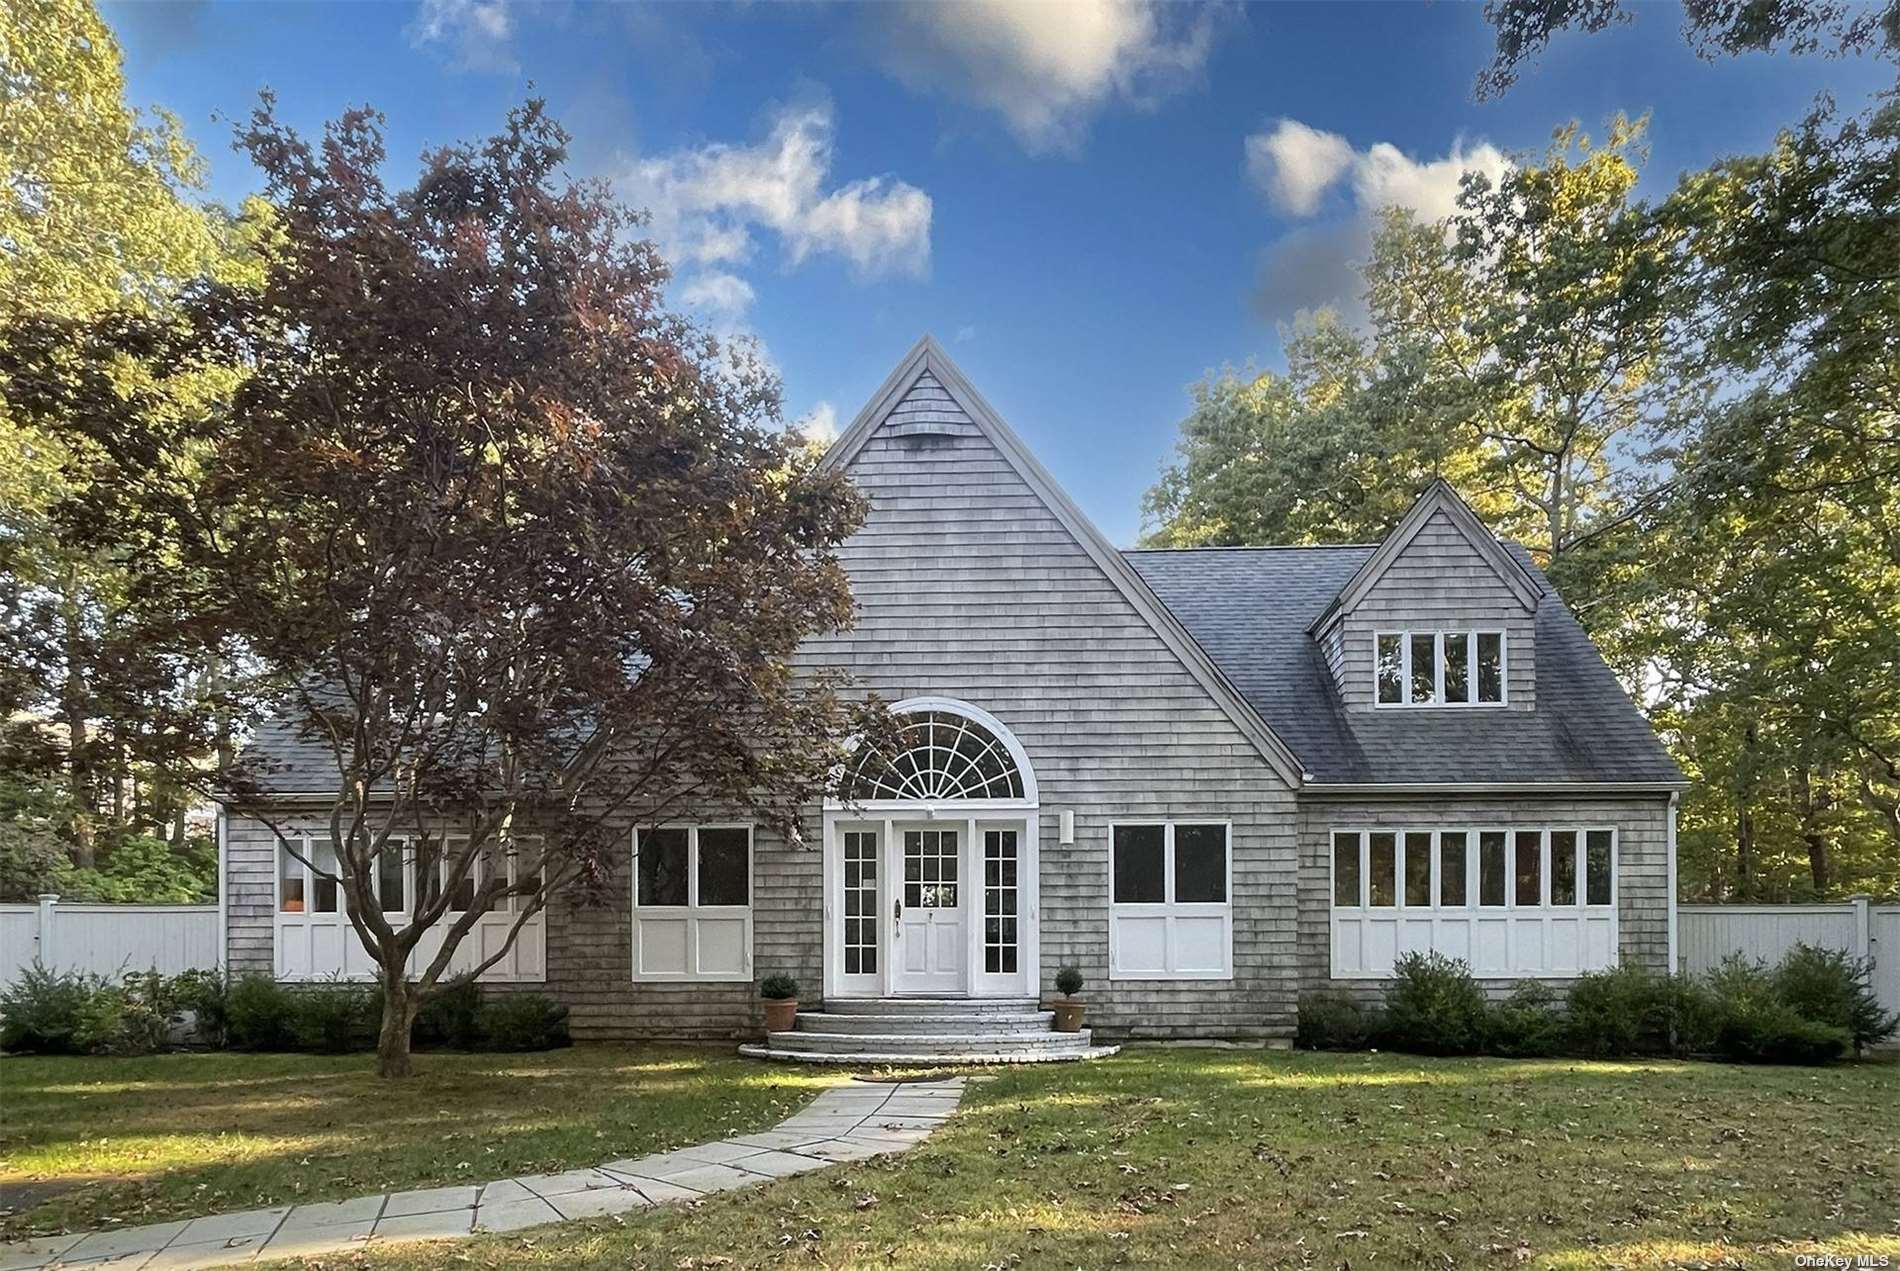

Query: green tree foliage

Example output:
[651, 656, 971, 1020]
[1145, 96, 1899, 900]
[0, 0, 265, 874]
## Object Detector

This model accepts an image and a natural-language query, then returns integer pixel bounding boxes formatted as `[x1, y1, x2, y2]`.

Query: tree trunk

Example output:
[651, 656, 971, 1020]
[375, 975, 420, 1078]
[1734, 803, 1754, 902]
[61, 570, 95, 867]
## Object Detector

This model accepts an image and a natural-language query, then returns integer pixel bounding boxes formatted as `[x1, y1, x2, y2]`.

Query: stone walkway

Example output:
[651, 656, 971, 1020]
[0, 1078, 965, 1271]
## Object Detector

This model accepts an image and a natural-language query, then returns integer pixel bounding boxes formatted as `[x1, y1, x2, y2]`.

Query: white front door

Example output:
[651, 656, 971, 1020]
[893, 825, 965, 993]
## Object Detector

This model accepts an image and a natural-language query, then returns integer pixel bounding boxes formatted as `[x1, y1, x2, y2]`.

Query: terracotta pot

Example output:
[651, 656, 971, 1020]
[1051, 1000, 1085, 1033]
[762, 997, 799, 1034]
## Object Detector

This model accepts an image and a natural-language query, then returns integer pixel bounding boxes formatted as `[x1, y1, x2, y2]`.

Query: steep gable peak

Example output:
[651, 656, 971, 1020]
[1309, 479, 1544, 634]
[822, 336, 1311, 788]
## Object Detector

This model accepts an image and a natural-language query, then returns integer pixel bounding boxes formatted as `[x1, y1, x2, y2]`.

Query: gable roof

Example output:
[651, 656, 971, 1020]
[824, 336, 1311, 787]
[1128, 544, 1685, 787]
[1309, 479, 1544, 635]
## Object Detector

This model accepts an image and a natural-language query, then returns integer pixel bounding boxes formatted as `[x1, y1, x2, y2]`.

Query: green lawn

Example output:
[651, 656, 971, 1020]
[0, 1045, 840, 1236]
[322, 1049, 1896, 1271]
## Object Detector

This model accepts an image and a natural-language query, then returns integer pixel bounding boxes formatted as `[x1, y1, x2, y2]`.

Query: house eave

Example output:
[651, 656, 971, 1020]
[1301, 780, 1691, 796]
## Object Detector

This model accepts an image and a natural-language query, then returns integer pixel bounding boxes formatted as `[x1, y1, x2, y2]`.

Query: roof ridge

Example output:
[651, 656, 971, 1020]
[1123, 543, 1380, 554]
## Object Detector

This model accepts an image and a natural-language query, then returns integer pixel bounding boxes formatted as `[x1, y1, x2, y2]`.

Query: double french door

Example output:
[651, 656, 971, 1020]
[829, 818, 1031, 998]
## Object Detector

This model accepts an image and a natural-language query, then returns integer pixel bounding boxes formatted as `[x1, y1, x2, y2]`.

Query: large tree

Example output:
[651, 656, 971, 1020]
[0, 0, 265, 866]
[10, 98, 888, 1076]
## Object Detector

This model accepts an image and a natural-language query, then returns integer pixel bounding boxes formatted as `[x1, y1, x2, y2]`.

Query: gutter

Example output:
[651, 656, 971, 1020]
[1302, 781, 1691, 795]
[215, 804, 228, 978]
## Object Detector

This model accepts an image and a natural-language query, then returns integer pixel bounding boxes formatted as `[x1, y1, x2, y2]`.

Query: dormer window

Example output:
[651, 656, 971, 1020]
[1376, 630, 1505, 706]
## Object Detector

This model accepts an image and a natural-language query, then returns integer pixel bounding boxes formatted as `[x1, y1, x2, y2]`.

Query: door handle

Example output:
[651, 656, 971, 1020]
[893, 896, 903, 935]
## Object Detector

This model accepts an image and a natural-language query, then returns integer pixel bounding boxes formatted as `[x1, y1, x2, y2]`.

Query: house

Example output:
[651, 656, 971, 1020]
[217, 336, 1686, 1061]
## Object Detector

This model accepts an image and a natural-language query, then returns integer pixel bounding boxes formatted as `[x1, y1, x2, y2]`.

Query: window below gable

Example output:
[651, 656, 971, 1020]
[1375, 629, 1506, 707]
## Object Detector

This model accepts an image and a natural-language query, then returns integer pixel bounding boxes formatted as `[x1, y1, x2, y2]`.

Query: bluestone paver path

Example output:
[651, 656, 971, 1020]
[0, 1077, 965, 1270]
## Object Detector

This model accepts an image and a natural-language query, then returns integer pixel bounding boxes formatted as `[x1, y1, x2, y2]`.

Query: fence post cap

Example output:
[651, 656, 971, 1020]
[36, 892, 59, 902]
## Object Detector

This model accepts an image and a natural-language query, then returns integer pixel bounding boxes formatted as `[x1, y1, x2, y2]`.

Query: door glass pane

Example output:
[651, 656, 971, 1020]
[1444, 632, 1471, 703]
[907, 830, 958, 908]
[697, 828, 750, 906]
[1409, 633, 1437, 704]
[1479, 832, 1507, 906]
[1111, 824, 1165, 903]
[1369, 832, 1396, 906]
[311, 840, 339, 914]
[1332, 832, 1361, 906]
[1438, 832, 1467, 906]
[1514, 830, 1543, 906]
[1586, 830, 1614, 905]
[843, 830, 878, 975]
[637, 828, 689, 906]
[1376, 634, 1403, 704]
[279, 844, 306, 913]
[984, 830, 1018, 974]
[1173, 824, 1227, 903]
[1550, 830, 1578, 905]
[1403, 832, 1432, 906]
[1477, 633, 1504, 702]
[377, 844, 404, 913]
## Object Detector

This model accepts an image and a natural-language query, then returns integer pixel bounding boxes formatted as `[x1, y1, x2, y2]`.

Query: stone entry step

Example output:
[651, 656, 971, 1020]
[768, 1029, 1093, 1055]
[740, 1043, 1121, 1065]
[794, 1010, 1056, 1036]
[823, 996, 1042, 1017]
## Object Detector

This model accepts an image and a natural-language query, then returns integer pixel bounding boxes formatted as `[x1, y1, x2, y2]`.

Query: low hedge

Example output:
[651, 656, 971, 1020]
[3, 965, 569, 1057]
[1295, 942, 1890, 1066]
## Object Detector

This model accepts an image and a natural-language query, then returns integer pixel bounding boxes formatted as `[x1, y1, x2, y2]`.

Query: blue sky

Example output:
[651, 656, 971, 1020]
[107, 0, 1886, 545]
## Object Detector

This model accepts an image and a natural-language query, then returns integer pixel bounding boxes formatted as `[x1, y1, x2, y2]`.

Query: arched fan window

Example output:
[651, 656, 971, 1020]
[846, 709, 1026, 801]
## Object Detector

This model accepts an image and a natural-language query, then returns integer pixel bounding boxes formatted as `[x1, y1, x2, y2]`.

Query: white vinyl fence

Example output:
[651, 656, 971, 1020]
[0, 894, 219, 984]
[1678, 895, 1900, 1022]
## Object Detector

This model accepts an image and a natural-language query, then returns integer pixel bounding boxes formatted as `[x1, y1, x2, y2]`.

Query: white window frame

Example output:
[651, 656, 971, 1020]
[1373, 629, 1508, 708]
[1106, 820, 1234, 981]
[1328, 825, 1618, 978]
[274, 832, 547, 983]
[630, 823, 754, 983]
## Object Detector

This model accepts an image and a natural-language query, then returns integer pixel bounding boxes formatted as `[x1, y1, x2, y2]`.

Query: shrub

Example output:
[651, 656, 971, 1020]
[1562, 963, 1715, 1056]
[1382, 952, 1487, 1056]
[170, 969, 228, 1048]
[1296, 989, 1381, 1050]
[85, 971, 179, 1056]
[1054, 966, 1085, 998]
[759, 973, 798, 1001]
[414, 976, 484, 1049]
[289, 982, 374, 1053]
[0, 963, 97, 1054]
[1704, 953, 1850, 1065]
[1484, 982, 1565, 1057]
[476, 993, 570, 1051]
[1771, 943, 1899, 1055]
[226, 973, 296, 1050]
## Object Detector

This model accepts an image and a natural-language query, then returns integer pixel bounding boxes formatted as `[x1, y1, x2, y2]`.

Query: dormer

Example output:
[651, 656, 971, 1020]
[1309, 481, 1543, 712]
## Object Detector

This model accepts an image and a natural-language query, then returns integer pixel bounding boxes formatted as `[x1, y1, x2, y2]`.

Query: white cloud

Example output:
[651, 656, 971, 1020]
[875, 0, 1220, 155]
[796, 400, 839, 445]
[955, 323, 978, 343]
[408, 0, 518, 73]
[1351, 139, 1512, 224]
[1244, 119, 1511, 223]
[622, 101, 932, 280]
[678, 271, 757, 320]
[1244, 122, 1512, 330]
[1244, 119, 1354, 216]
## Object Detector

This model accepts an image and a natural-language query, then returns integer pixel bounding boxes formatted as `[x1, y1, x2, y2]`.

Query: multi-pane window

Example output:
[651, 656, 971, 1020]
[1375, 630, 1506, 706]
[635, 826, 751, 909]
[1109, 822, 1232, 979]
[631, 825, 753, 982]
[1332, 827, 1616, 910]
[984, 829, 1019, 975]
[280, 834, 540, 917]
[842, 830, 878, 977]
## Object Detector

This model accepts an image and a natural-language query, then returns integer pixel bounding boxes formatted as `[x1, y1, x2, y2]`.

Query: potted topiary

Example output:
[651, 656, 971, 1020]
[1051, 965, 1086, 1032]
[760, 973, 799, 1035]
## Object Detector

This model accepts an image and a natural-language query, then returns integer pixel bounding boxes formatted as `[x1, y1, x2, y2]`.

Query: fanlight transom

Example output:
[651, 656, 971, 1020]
[846, 710, 1026, 801]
